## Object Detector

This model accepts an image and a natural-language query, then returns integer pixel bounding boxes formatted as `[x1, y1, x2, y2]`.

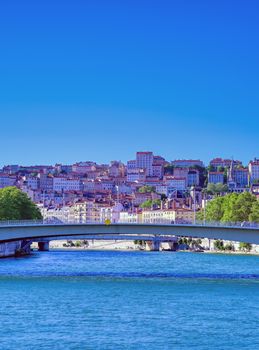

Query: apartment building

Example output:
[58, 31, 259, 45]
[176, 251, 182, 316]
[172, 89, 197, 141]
[208, 172, 224, 184]
[249, 159, 259, 183]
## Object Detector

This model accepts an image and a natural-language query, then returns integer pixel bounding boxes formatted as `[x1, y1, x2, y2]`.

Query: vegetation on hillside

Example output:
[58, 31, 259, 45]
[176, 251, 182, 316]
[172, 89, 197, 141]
[140, 199, 161, 209]
[138, 185, 155, 193]
[197, 192, 259, 223]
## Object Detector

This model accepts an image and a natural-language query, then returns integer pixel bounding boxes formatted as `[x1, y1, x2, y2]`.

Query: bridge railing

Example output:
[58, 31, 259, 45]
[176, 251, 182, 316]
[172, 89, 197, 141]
[0, 219, 46, 227]
[0, 219, 259, 229]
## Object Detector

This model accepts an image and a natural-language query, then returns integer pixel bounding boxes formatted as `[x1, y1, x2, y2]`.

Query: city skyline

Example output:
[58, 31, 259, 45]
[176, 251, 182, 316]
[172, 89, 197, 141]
[0, 152, 258, 168]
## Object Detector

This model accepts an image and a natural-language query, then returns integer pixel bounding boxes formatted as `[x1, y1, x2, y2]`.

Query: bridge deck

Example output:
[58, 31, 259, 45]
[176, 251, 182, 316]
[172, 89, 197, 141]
[0, 223, 259, 244]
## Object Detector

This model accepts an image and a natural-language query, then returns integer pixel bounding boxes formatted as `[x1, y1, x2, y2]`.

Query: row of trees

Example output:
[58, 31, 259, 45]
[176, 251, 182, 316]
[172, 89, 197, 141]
[197, 192, 259, 223]
[214, 240, 252, 252]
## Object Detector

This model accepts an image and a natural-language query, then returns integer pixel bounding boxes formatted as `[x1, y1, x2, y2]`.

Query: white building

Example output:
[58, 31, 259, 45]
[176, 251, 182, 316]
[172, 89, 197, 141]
[155, 183, 168, 196]
[101, 181, 114, 192]
[127, 160, 137, 170]
[249, 159, 259, 183]
[208, 172, 224, 184]
[25, 176, 39, 190]
[127, 168, 146, 182]
[119, 212, 141, 223]
[152, 163, 164, 178]
[172, 159, 204, 168]
[72, 162, 96, 174]
[0, 175, 16, 188]
[53, 177, 82, 192]
[187, 170, 199, 186]
[100, 203, 124, 223]
[136, 152, 154, 176]
[41, 205, 71, 223]
[164, 176, 186, 191]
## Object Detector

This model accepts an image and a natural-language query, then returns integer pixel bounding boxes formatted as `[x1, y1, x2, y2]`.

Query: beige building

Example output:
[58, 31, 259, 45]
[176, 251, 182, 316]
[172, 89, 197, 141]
[71, 201, 102, 223]
[142, 208, 194, 224]
[119, 208, 195, 224]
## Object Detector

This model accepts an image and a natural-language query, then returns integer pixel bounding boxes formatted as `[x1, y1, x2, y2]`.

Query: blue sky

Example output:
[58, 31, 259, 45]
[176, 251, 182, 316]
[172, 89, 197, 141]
[0, 0, 258, 166]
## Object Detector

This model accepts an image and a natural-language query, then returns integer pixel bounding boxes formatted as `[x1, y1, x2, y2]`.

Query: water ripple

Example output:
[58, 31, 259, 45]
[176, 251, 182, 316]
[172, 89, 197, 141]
[1, 271, 259, 280]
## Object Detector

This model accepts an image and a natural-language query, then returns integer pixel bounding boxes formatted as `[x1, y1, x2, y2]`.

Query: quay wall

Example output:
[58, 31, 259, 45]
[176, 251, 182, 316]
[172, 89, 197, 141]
[0, 241, 22, 258]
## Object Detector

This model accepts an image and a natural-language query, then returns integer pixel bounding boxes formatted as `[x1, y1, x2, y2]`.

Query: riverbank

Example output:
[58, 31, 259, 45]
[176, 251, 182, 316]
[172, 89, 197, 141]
[32, 240, 148, 251]
[31, 240, 259, 255]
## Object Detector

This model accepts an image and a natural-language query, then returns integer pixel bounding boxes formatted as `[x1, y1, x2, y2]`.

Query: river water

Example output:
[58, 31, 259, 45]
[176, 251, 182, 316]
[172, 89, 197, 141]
[0, 250, 259, 350]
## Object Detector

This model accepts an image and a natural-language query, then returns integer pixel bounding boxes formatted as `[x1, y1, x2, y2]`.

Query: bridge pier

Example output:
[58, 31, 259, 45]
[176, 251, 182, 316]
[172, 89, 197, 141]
[168, 241, 178, 251]
[150, 240, 160, 251]
[38, 241, 49, 252]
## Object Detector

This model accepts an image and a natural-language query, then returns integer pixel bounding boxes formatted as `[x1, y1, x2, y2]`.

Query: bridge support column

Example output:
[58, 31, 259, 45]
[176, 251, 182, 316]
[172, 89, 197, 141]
[38, 242, 49, 252]
[151, 240, 160, 251]
[168, 242, 178, 251]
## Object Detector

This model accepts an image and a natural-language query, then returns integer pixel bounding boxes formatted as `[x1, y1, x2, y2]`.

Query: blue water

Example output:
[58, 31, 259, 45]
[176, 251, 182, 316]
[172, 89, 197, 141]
[0, 251, 259, 350]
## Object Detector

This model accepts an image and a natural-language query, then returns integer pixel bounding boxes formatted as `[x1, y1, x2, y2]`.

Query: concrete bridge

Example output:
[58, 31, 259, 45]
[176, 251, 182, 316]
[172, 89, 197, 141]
[0, 221, 259, 253]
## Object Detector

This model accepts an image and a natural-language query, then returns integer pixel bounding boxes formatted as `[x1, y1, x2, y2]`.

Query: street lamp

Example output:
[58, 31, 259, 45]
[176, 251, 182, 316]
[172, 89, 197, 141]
[115, 185, 119, 203]
[191, 186, 196, 225]
[203, 191, 207, 225]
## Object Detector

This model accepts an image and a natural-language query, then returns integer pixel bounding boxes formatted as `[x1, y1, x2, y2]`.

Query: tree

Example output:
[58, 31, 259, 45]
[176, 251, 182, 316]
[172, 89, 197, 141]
[0, 187, 42, 220]
[140, 199, 161, 209]
[206, 183, 228, 195]
[197, 192, 258, 223]
[222, 192, 256, 222]
[140, 200, 152, 208]
[224, 243, 234, 251]
[160, 194, 167, 201]
[164, 165, 174, 175]
[207, 165, 216, 172]
[138, 186, 155, 193]
[214, 240, 225, 251]
[239, 242, 252, 252]
[197, 196, 225, 221]
[249, 201, 259, 222]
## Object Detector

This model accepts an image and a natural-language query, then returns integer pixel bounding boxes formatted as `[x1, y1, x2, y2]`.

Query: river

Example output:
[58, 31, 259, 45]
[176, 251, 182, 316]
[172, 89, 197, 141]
[0, 250, 259, 349]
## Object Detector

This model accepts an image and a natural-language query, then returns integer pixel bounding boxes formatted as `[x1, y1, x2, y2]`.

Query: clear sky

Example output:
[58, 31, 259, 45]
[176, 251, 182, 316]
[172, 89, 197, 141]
[0, 0, 258, 167]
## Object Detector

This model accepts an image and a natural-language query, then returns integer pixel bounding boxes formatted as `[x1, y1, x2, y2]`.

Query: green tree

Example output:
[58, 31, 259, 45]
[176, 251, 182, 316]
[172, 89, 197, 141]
[197, 196, 225, 221]
[197, 192, 257, 223]
[140, 200, 152, 208]
[206, 183, 228, 195]
[0, 187, 42, 220]
[239, 242, 252, 252]
[249, 201, 259, 222]
[138, 186, 155, 193]
[207, 165, 216, 172]
[214, 240, 225, 250]
[140, 199, 161, 209]
[222, 192, 256, 222]
[224, 243, 234, 251]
